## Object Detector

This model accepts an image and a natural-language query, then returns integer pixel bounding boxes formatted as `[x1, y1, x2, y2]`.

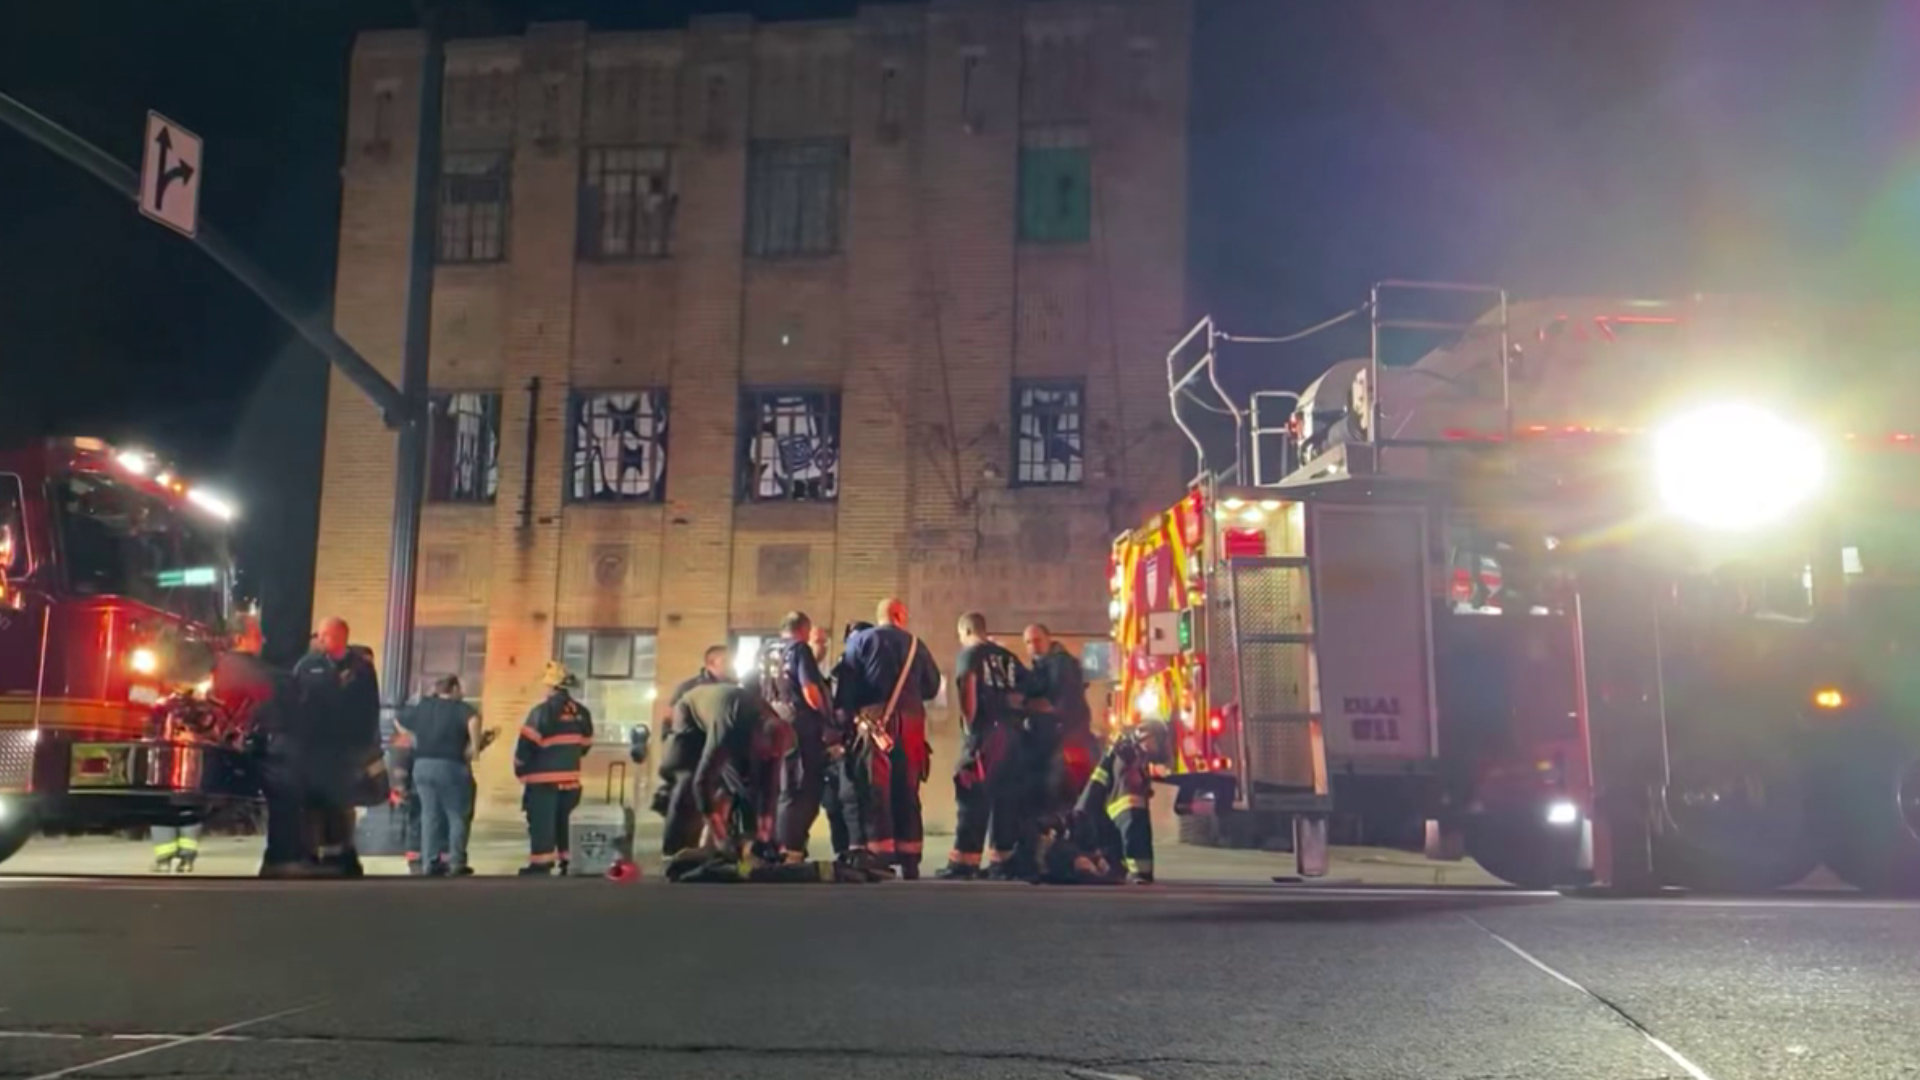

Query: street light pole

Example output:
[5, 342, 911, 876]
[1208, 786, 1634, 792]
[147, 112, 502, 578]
[379, 20, 443, 714]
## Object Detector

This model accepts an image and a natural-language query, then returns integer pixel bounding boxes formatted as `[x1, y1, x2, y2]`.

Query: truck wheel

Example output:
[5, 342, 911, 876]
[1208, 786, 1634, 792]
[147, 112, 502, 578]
[1811, 733, 1920, 895]
[1655, 759, 1819, 893]
[1465, 811, 1583, 890]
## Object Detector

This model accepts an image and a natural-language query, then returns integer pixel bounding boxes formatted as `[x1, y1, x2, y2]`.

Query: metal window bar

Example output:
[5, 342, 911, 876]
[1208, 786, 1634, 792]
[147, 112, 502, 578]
[580, 147, 674, 260]
[1013, 380, 1085, 486]
[427, 392, 500, 502]
[1248, 390, 1300, 487]
[745, 141, 847, 258]
[570, 391, 668, 502]
[740, 390, 841, 501]
[438, 151, 510, 263]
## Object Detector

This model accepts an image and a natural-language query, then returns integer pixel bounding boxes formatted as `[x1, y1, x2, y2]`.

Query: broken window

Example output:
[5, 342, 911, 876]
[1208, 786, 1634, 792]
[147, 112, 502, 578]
[569, 391, 669, 503]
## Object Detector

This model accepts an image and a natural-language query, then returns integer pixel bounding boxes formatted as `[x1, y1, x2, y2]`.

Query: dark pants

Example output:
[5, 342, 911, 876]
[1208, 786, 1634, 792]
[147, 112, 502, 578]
[821, 760, 849, 856]
[658, 727, 708, 856]
[948, 726, 1028, 871]
[260, 760, 360, 876]
[402, 790, 422, 865]
[523, 783, 581, 867]
[1093, 805, 1155, 878]
[415, 758, 474, 872]
[776, 713, 827, 855]
[852, 737, 925, 874]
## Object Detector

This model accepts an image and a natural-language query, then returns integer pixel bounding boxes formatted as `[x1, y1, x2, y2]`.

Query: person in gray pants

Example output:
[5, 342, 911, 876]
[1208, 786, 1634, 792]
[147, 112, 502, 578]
[397, 675, 482, 875]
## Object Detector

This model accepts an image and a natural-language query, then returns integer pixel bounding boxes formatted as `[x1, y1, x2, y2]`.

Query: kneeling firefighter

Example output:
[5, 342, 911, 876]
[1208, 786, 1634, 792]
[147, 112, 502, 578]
[1045, 720, 1172, 885]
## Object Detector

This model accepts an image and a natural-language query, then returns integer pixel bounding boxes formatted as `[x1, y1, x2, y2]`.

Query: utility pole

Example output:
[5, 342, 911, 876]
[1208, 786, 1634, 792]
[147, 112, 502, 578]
[380, 15, 444, 714]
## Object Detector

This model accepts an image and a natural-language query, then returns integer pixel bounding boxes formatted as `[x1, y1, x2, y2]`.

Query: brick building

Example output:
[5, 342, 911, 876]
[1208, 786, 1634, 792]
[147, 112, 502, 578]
[313, 0, 1192, 829]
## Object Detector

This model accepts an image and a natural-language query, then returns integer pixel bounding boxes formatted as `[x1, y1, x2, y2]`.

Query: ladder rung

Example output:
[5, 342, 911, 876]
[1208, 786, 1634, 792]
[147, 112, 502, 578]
[1243, 632, 1314, 645]
[1229, 556, 1311, 569]
[1243, 712, 1317, 724]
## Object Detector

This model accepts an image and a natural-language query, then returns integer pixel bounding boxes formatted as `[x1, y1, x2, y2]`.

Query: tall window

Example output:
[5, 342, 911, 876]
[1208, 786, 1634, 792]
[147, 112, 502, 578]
[569, 391, 668, 503]
[1012, 379, 1084, 486]
[745, 140, 848, 258]
[438, 150, 511, 263]
[579, 147, 675, 260]
[426, 392, 500, 503]
[557, 629, 658, 743]
[411, 627, 486, 702]
[739, 389, 841, 502]
[1017, 125, 1090, 243]
[729, 631, 773, 683]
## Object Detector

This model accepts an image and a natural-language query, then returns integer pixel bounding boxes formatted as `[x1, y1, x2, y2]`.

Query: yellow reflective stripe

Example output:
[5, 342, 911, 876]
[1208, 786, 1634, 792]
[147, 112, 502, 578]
[152, 842, 178, 857]
[1107, 794, 1148, 818]
[177, 837, 200, 851]
[1089, 767, 1112, 786]
[1125, 858, 1153, 873]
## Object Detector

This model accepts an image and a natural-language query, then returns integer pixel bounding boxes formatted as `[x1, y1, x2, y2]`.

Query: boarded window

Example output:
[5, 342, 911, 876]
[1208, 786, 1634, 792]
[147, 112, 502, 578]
[1017, 126, 1090, 244]
[426, 392, 500, 503]
[1012, 379, 1085, 486]
[569, 391, 668, 503]
[739, 389, 841, 501]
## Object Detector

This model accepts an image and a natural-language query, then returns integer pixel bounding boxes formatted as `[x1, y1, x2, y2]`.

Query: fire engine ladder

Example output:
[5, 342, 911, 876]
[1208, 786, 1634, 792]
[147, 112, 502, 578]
[1222, 552, 1331, 816]
[1369, 279, 1513, 463]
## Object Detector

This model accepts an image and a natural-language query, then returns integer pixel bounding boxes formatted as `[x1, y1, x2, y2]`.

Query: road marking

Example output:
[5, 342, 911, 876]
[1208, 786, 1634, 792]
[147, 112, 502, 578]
[1464, 916, 1714, 1080]
[1066, 1069, 1147, 1080]
[16, 1002, 322, 1080]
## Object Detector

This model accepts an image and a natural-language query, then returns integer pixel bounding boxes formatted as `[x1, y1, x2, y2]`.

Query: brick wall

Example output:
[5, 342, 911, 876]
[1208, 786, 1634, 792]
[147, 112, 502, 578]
[315, 0, 1192, 836]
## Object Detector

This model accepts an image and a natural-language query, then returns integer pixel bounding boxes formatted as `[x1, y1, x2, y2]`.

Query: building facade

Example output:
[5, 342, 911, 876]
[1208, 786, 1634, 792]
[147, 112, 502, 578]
[314, 0, 1192, 827]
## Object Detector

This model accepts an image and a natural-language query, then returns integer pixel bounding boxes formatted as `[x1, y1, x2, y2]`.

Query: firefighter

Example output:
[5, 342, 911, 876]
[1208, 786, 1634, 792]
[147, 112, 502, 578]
[514, 661, 595, 876]
[820, 620, 873, 860]
[150, 820, 201, 873]
[837, 599, 943, 878]
[1021, 624, 1097, 819]
[660, 681, 789, 862]
[763, 611, 836, 859]
[938, 612, 1034, 880]
[280, 617, 383, 878]
[1072, 719, 1173, 884]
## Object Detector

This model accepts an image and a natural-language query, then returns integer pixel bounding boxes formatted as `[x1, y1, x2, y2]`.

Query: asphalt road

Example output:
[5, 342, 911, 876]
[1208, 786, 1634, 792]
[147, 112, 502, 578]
[0, 877, 1914, 1080]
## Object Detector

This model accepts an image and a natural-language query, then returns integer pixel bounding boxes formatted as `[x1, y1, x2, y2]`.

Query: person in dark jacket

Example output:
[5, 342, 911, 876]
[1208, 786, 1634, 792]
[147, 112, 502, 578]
[515, 661, 595, 875]
[1021, 624, 1096, 819]
[837, 599, 943, 878]
[661, 681, 787, 857]
[763, 611, 835, 859]
[1070, 719, 1172, 884]
[668, 645, 733, 709]
[398, 674, 482, 876]
[938, 612, 1034, 880]
[276, 617, 382, 878]
[819, 620, 873, 860]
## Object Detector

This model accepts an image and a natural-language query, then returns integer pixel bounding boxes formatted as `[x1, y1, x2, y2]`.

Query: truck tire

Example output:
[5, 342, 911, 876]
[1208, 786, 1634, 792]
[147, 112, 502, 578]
[1811, 731, 1920, 895]
[1465, 811, 1584, 890]
[1655, 757, 1819, 893]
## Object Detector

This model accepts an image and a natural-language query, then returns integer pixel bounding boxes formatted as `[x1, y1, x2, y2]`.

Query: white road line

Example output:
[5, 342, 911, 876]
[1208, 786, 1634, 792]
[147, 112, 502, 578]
[1463, 916, 1714, 1080]
[1066, 1069, 1147, 1080]
[17, 1002, 322, 1080]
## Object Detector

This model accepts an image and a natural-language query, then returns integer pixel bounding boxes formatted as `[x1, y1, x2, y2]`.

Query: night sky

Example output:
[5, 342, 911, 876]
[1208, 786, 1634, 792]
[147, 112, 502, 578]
[2, 0, 1912, 659]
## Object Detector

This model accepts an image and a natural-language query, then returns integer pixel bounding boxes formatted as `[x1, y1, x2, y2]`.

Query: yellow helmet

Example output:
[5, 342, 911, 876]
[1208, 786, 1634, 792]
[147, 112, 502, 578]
[540, 660, 578, 690]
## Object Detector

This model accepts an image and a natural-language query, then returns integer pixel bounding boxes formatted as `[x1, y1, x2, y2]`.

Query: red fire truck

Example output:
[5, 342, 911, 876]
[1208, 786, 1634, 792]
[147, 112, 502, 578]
[1117, 283, 1920, 892]
[0, 437, 260, 865]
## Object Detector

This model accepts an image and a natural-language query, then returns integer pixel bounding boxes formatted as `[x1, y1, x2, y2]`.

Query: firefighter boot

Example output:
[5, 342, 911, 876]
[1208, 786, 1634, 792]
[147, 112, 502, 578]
[934, 862, 979, 880]
[174, 850, 197, 874]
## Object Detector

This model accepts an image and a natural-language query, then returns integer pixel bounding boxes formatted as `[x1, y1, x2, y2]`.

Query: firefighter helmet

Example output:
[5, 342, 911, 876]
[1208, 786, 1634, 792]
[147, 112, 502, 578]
[1131, 719, 1174, 766]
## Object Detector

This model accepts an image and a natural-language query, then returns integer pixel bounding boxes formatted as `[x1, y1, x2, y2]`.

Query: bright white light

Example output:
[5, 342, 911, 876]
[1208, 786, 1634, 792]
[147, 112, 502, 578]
[130, 647, 160, 675]
[1653, 404, 1823, 532]
[733, 636, 765, 680]
[645, 686, 659, 702]
[1545, 799, 1579, 826]
[1134, 684, 1167, 722]
[116, 450, 150, 476]
[186, 488, 237, 521]
[0, 797, 9, 823]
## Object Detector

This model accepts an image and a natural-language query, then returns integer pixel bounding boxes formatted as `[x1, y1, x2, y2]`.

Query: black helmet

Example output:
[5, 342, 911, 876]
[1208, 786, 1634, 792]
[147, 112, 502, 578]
[1131, 719, 1174, 766]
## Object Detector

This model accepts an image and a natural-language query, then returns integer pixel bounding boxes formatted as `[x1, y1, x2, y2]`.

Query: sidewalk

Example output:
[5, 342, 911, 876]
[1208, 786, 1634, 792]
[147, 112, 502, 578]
[0, 823, 1504, 886]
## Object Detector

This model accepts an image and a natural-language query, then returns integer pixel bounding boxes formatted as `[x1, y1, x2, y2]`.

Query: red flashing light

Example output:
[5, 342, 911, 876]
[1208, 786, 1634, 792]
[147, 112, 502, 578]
[1207, 710, 1225, 734]
[1212, 756, 1233, 771]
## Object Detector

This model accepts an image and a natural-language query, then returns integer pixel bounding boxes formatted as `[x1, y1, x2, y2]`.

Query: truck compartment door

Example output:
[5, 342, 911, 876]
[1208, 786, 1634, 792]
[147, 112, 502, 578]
[1310, 503, 1439, 764]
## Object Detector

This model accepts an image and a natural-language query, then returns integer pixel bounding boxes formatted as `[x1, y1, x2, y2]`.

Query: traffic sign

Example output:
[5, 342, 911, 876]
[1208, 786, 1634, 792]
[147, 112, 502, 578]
[139, 110, 201, 238]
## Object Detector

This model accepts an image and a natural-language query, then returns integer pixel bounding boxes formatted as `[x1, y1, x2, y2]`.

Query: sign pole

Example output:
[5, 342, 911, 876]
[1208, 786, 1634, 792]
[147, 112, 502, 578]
[379, 21, 444, 717]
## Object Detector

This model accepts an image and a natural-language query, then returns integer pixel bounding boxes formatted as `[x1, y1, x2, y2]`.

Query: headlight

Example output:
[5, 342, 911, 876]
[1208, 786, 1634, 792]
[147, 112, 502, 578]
[1545, 799, 1580, 826]
[1653, 403, 1824, 532]
[129, 647, 160, 675]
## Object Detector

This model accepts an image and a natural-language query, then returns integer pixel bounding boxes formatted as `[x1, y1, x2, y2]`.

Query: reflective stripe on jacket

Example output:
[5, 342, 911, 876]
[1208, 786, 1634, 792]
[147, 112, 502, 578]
[514, 691, 594, 788]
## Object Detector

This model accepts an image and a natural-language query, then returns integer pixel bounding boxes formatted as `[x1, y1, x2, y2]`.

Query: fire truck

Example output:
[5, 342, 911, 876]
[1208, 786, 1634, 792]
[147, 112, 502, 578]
[0, 437, 260, 866]
[1115, 282, 1920, 892]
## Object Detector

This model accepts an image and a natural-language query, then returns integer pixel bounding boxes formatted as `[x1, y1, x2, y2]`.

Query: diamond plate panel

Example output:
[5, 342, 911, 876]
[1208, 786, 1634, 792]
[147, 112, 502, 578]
[1229, 562, 1311, 638]
[1238, 640, 1316, 788]
[0, 730, 34, 791]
